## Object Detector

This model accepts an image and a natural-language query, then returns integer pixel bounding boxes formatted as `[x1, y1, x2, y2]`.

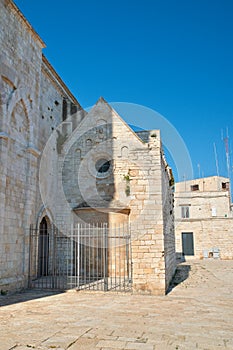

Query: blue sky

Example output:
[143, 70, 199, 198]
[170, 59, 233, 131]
[14, 0, 233, 184]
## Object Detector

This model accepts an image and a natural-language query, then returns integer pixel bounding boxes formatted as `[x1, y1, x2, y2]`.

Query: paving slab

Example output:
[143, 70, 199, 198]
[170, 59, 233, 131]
[0, 259, 233, 350]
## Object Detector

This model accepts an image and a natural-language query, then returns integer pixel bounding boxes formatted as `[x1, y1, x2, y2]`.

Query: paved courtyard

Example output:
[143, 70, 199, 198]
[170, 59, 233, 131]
[1, 259, 233, 350]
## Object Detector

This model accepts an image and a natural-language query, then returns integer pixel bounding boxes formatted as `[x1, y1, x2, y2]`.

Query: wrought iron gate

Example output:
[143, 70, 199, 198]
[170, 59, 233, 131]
[28, 223, 132, 292]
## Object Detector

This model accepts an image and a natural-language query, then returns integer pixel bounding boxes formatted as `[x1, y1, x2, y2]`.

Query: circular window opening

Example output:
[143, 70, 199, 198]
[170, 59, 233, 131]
[95, 159, 111, 173]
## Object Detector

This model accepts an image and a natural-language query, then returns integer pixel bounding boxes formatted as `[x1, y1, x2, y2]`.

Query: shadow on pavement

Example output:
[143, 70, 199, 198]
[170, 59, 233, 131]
[0, 289, 64, 307]
[167, 263, 191, 294]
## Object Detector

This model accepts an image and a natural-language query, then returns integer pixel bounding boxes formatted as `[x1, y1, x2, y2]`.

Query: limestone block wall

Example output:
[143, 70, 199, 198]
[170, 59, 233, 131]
[176, 218, 233, 259]
[35, 56, 83, 223]
[57, 99, 176, 294]
[0, 1, 176, 294]
[0, 0, 83, 292]
[0, 0, 44, 291]
[175, 176, 233, 260]
[175, 176, 230, 193]
[175, 192, 231, 219]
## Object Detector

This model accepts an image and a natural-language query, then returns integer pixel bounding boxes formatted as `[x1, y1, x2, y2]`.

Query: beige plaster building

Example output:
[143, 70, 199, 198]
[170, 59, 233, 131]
[0, 0, 176, 295]
[175, 176, 233, 260]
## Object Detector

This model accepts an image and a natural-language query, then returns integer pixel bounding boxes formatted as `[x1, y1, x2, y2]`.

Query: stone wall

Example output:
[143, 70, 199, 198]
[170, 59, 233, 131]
[0, 0, 44, 291]
[54, 99, 176, 294]
[0, 0, 176, 294]
[176, 218, 233, 260]
[175, 176, 233, 260]
[0, 0, 82, 292]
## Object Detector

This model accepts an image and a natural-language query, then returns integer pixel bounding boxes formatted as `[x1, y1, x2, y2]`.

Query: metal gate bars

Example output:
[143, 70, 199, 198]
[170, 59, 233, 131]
[28, 223, 132, 292]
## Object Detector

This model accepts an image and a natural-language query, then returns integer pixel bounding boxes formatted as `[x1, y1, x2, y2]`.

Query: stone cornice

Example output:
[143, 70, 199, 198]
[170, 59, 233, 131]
[7, 0, 46, 49]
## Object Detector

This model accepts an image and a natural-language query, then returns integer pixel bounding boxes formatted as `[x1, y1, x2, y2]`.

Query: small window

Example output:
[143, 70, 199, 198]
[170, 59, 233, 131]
[181, 206, 190, 218]
[222, 182, 229, 190]
[191, 184, 199, 191]
[95, 159, 111, 173]
[212, 207, 217, 217]
[62, 98, 67, 121]
[71, 102, 78, 115]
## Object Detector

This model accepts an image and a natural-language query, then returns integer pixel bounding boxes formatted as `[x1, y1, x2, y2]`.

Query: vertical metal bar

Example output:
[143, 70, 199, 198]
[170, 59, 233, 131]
[42, 225, 45, 289]
[118, 224, 121, 291]
[114, 223, 117, 290]
[123, 223, 126, 291]
[129, 223, 132, 290]
[52, 224, 55, 289]
[77, 223, 80, 289]
[84, 224, 87, 287]
[88, 223, 90, 289]
[34, 228, 37, 288]
[46, 224, 48, 288]
[71, 223, 73, 289]
[55, 227, 57, 290]
[73, 225, 76, 289]
[102, 223, 104, 291]
[28, 225, 32, 288]
[66, 226, 68, 289]
[100, 224, 103, 291]
[104, 223, 108, 291]
[92, 224, 95, 290]
[109, 224, 112, 291]
[95, 223, 99, 290]
[126, 225, 129, 288]
[80, 225, 83, 289]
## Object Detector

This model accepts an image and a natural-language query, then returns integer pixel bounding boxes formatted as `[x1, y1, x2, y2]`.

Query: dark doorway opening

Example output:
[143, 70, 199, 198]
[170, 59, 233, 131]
[182, 232, 194, 256]
[38, 218, 49, 276]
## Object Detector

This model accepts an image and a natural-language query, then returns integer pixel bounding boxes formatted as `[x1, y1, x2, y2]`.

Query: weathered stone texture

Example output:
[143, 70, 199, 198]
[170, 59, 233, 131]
[0, 0, 176, 294]
[0, 0, 79, 292]
[175, 176, 233, 259]
[45, 99, 176, 294]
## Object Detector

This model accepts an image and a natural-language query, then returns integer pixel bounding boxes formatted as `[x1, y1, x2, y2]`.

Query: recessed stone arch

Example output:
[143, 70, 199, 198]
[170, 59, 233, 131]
[0, 68, 34, 147]
[121, 146, 129, 158]
[10, 98, 30, 145]
[36, 206, 54, 231]
[0, 58, 19, 130]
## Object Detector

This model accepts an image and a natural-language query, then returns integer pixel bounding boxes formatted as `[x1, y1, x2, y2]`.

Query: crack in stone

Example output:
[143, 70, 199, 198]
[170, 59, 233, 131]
[66, 327, 93, 349]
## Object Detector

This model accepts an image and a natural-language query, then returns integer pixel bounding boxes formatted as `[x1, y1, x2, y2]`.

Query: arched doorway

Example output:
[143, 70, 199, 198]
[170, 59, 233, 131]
[38, 217, 49, 276]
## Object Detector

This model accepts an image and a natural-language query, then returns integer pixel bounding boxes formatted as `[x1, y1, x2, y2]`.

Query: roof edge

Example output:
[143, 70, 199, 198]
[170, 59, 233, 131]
[93, 97, 149, 145]
[8, 0, 46, 48]
[42, 55, 81, 106]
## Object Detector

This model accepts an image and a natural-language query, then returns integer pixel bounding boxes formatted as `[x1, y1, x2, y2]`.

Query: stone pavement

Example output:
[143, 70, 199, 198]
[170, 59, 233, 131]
[1, 259, 233, 350]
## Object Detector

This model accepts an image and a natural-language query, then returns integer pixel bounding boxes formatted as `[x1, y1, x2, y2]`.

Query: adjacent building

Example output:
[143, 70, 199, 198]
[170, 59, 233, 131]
[175, 176, 233, 259]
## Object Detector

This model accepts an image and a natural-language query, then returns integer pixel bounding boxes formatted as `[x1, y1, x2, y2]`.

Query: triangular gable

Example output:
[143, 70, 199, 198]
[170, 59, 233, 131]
[62, 97, 147, 153]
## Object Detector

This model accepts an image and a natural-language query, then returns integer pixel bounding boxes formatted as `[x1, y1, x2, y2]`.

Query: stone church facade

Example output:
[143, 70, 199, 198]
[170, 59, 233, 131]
[0, 0, 176, 294]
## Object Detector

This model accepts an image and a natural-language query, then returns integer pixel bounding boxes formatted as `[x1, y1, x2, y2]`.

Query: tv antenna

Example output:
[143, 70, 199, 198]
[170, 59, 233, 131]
[213, 142, 219, 177]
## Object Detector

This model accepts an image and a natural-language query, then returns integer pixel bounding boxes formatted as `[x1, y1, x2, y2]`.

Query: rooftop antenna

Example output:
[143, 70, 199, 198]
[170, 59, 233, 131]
[197, 163, 201, 178]
[213, 142, 219, 177]
[221, 128, 224, 142]
[224, 127, 232, 201]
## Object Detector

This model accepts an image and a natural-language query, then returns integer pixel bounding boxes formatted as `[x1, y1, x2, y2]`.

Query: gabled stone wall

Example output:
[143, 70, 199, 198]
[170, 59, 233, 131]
[0, 0, 176, 294]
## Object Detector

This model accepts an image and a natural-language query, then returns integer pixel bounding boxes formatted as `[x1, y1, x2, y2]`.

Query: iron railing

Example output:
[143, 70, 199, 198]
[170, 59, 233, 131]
[28, 223, 132, 292]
